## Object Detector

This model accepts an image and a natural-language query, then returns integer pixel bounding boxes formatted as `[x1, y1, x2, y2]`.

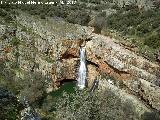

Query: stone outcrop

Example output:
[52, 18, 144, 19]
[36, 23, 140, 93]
[1, 11, 160, 111]
[16, 11, 160, 110]
[85, 33, 160, 110]
[140, 79, 160, 110]
[86, 34, 159, 82]
[98, 80, 151, 119]
[16, 11, 94, 88]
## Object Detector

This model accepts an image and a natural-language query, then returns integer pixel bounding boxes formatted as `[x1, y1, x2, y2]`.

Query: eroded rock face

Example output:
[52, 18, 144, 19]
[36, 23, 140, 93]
[85, 33, 160, 110]
[17, 12, 160, 110]
[51, 58, 78, 87]
[98, 79, 151, 119]
[1, 11, 160, 111]
[16, 12, 94, 89]
[87, 64, 99, 87]
[86, 34, 159, 82]
[140, 79, 160, 110]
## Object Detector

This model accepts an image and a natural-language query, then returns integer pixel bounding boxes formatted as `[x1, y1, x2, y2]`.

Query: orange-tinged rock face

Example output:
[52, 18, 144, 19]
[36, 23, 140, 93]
[84, 33, 160, 111]
[95, 59, 131, 81]
[61, 48, 79, 59]
[51, 58, 78, 88]
[51, 38, 87, 87]
[86, 34, 159, 82]
[87, 64, 99, 87]
[4, 47, 12, 53]
[61, 39, 83, 47]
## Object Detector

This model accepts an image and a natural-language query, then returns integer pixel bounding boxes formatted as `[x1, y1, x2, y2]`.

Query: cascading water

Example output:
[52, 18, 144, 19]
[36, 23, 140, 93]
[77, 47, 87, 89]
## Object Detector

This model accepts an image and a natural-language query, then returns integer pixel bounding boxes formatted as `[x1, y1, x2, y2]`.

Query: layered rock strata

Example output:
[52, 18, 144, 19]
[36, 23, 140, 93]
[1, 11, 160, 111]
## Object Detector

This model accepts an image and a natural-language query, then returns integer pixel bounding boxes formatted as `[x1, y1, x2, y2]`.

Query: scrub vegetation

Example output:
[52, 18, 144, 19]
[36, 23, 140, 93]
[0, 0, 160, 119]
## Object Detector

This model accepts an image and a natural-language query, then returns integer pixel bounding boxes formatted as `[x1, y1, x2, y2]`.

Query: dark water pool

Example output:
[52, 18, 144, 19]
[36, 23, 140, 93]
[50, 81, 77, 98]
[40, 82, 77, 112]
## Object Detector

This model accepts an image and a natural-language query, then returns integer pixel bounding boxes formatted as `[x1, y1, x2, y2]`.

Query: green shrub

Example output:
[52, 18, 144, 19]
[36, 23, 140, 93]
[4, 13, 13, 22]
[144, 32, 160, 49]
[66, 10, 91, 26]
[40, 13, 46, 19]
[0, 8, 7, 17]
[0, 8, 13, 22]
[11, 37, 20, 46]
[0, 88, 20, 120]
[106, 7, 160, 50]
[53, 88, 144, 120]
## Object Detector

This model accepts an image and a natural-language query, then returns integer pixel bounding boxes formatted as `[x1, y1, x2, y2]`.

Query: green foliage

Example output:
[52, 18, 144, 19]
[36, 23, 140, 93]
[0, 61, 18, 93]
[0, 58, 47, 104]
[53, 91, 124, 120]
[144, 32, 160, 49]
[107, 8, 160, 36]
[141, 111, 160, 120]
[93, 12, 106, 33]
[89, 0, 101, 4]
[80, 0, 101, 4]
[106, 7, 160, 52]
[48, 88, 143, 120]
[11, 37, 20, 46]
[0, 0, 93, 26]
[0, 8, 13, 22]
[66, 10, 91, 26]
[40, 13, 46, 19]
[0, 87, 21, 120]
[0, 8, 7, 17]
[44, 86, 160, 120]
[45, 56, 54, 63]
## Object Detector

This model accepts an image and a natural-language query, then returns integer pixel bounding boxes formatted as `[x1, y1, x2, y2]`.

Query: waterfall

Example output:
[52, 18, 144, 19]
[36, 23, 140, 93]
[77, 47, 87, 89]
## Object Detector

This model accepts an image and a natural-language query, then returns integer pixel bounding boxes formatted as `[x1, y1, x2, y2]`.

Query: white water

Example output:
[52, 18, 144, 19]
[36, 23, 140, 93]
[77, 47, 87, 89]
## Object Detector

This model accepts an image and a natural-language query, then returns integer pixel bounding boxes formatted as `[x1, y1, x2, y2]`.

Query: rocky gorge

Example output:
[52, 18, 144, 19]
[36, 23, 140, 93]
[0, 10, 160, 119]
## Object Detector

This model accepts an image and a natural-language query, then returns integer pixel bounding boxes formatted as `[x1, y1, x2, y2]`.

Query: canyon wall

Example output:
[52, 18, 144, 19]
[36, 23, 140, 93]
[1, 11, 160, 111]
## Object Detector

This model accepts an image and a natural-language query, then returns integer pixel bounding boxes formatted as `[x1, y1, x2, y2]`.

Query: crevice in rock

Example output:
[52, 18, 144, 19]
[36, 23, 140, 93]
[93, 57, 131, 81]
[59, 79, 76, 86]
[85, 37, 93, 42]
[86, 60, 99, 67]
[137, 86, 157, 111]
[61, 48, 79, 59]
[104, 61, 129, 75]
[125, 83, 156, 111]
[116, 79, 158, 111]
[61, 53, 78, 59]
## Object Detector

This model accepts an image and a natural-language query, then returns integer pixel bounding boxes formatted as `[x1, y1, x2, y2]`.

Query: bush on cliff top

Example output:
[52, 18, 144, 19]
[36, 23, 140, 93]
[105, 6, 160, 53]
